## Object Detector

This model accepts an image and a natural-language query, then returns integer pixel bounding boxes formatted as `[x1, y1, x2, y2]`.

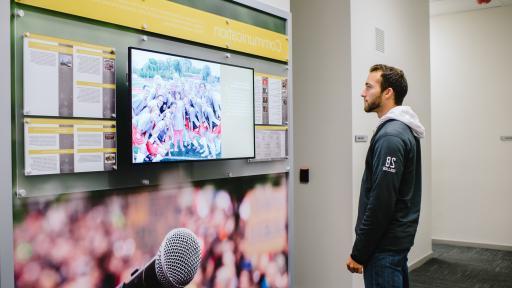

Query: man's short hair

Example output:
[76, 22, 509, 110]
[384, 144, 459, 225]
[370, 64, 408, 105]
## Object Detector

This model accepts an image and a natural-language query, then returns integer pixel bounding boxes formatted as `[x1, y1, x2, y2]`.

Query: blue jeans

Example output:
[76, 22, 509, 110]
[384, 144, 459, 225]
[363, 250, 410, 288]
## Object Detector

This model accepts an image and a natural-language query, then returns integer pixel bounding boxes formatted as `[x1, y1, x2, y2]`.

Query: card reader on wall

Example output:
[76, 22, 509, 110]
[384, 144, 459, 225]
[299, 168, 309, 184]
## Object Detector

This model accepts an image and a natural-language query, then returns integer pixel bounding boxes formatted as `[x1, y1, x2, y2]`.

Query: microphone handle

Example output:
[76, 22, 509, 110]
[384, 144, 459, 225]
[117, 257, 163, 288]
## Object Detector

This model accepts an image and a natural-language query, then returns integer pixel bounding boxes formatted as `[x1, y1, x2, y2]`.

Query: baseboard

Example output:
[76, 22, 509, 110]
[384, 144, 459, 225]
[408, 251, 433, 271]
[432, 238, 512, 251]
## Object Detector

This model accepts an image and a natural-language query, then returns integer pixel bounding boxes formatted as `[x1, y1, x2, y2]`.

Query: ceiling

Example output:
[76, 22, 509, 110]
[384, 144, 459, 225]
[430, 0, 512, 16]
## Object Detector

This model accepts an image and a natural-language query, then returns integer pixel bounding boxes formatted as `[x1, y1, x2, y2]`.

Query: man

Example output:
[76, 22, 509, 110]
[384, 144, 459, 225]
[346, 64, 425, 287]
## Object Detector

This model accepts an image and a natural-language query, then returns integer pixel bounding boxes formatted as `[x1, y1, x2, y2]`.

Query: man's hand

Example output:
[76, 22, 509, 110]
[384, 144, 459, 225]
[346, 256, 363, 274]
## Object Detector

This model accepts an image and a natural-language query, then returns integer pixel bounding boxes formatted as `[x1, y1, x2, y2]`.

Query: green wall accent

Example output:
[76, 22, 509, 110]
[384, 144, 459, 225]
[171, 0, 287, 34]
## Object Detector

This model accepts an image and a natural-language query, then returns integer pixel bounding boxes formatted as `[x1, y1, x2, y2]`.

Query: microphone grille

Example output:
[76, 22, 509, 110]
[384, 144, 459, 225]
[156, 228, 201, 288]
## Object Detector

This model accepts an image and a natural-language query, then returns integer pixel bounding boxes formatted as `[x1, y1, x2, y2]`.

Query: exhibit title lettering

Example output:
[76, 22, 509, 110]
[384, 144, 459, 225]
[15, 0, 289, 61]
[214, 26, 283, 53]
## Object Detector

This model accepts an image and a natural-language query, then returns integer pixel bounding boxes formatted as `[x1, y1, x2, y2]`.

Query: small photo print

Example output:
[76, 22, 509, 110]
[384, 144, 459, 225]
[59, 54, 72, 68]
[104, 152, 116, 164]
[104, 132, 115, 141]
[104, 59, 115, 72]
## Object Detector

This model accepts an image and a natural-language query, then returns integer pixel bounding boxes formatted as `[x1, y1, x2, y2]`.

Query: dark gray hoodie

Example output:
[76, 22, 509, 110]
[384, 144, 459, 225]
[351, 106, 424, 265]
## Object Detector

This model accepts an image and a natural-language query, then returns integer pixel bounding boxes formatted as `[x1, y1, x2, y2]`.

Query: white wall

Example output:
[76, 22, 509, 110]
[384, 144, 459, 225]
[431, 6, 512, 247]
[291, 0, 353, 287]
[267, 0, 432, 286]
[351, 1, 432, 286]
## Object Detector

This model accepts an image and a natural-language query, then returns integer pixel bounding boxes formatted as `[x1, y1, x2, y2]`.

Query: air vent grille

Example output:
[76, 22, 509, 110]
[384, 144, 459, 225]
[375, 27, 385, 54]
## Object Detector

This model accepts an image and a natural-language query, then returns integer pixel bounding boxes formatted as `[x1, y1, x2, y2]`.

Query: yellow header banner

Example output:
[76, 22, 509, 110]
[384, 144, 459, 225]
[16, 0, 289, 62]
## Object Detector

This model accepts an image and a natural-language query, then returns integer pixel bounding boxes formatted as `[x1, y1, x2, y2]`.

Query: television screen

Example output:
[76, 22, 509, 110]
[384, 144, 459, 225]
[129, 47, 255, 163]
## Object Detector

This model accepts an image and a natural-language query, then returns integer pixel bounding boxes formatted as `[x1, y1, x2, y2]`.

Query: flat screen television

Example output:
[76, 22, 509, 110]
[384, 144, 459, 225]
[129, 47, 255, 163]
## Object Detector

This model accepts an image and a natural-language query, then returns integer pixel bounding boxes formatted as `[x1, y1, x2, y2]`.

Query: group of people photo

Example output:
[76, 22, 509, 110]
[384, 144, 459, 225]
[131, 52, 223, 163]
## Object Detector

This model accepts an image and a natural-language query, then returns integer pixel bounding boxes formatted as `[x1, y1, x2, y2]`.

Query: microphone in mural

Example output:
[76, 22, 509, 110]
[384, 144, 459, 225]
[118, 228, 201, 288]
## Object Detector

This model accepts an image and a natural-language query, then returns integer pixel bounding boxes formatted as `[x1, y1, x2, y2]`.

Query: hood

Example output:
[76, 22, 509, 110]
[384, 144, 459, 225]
[378, 106, 425, 138]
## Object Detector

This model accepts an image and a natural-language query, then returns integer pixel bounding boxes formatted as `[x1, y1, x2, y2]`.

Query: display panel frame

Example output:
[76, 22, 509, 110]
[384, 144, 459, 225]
[128, 47, 256, 165]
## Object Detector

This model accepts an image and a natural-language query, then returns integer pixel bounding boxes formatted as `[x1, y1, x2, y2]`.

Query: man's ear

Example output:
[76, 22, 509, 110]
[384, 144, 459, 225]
[383, 87, 394, 101]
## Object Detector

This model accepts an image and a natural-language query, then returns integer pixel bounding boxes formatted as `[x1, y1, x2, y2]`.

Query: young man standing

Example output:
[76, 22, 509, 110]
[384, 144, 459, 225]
[346, 64, 425, 288]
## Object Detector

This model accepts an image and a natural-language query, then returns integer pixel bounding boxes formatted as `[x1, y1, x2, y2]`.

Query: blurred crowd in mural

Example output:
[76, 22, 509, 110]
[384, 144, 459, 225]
[13, 174, 288, 288]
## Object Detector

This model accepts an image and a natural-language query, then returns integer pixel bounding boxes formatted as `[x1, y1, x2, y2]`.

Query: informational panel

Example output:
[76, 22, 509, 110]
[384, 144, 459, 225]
[255, 73, 288, 125]
[12, 6, 289, 197]
[24, 118, 117, 175]
[254, 126, 288, 161]
[23, 33, 116, 118]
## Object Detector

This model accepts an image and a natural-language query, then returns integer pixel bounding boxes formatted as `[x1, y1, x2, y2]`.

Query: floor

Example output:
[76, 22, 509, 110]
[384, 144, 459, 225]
[409, 244, 512, 288]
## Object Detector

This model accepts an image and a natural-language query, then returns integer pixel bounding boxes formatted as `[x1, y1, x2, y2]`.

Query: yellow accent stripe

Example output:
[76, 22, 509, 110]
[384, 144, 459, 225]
[256, 125, 288, 131]
[26, 33, 115, 53]
[76, 81, 116, 89]
[25, 118, 116, 126]
[76, 49, 116, 59]
[17, 0, 287, 62]
[28, 149, 74, 155]
[77, 128, 116, 133]
[77, 148, 117, 153]
[28, 41, 73, 54]
[255, 73, 286, 80]
[28, 127, 74, 134]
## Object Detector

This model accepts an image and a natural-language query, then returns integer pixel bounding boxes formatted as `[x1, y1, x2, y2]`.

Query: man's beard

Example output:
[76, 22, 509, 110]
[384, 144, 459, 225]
[364, 95, 382, 113]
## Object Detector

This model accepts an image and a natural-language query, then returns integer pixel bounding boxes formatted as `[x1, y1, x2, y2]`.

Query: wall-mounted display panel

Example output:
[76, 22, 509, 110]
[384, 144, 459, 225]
[254, 125, 288, 161]
[5, 2, 291, 288]
[23, 33, 116, 118]
[255, 73, 288, 125]
[24, 118, 117, 175]
[12, 5, 289, 197]
[130, 48, 255, 163]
